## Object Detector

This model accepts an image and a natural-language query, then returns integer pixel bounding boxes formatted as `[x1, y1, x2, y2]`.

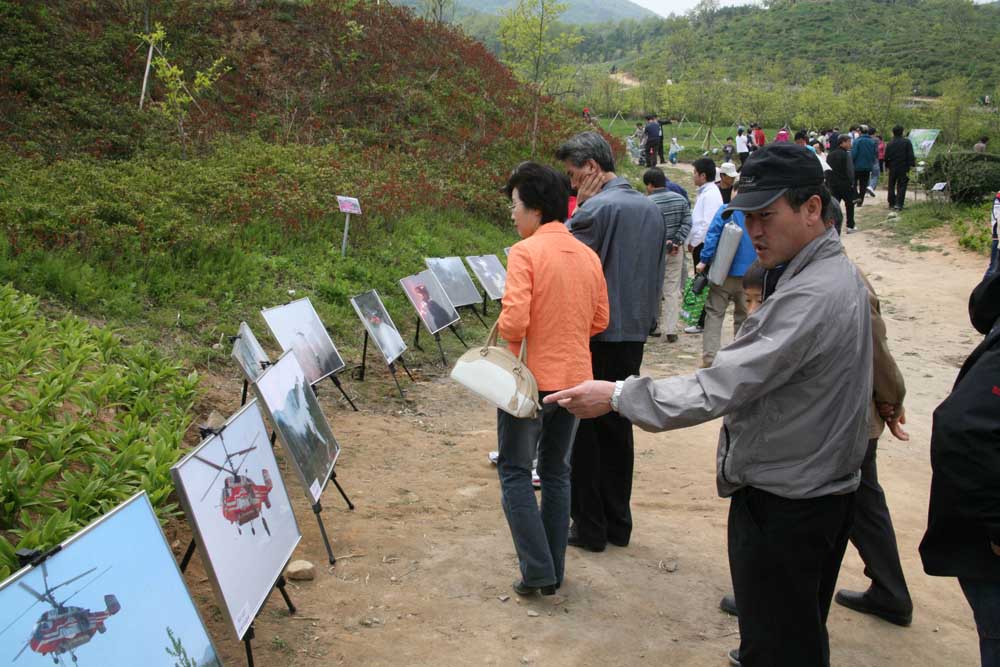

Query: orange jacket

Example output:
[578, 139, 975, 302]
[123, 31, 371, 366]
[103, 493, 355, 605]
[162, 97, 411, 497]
[499, 223, 609, 391]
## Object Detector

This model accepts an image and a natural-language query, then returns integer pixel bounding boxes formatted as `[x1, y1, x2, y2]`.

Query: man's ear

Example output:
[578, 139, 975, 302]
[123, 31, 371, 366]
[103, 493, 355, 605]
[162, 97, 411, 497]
[806, 194, 824, 224]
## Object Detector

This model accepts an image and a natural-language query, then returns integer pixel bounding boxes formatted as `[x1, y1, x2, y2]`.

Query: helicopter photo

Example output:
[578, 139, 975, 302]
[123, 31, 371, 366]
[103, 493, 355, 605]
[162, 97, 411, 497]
[194, 431, 273, 537]
[5, 563, 120, 665]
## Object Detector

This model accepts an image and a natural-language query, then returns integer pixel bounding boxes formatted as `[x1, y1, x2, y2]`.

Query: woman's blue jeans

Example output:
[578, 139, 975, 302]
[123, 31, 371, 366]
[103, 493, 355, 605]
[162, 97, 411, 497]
[496, 396, 578, 588]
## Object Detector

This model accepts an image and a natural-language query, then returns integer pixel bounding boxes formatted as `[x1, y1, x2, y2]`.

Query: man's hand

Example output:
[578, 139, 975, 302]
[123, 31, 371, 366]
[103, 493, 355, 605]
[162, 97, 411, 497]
[696, 262, 706, 274]
[687, 243, 695, 253]
[575, 170, 606, 205]
[669, 245, 681, 256]
[878, 403, 910, 441]
[543, 381, 616, 419]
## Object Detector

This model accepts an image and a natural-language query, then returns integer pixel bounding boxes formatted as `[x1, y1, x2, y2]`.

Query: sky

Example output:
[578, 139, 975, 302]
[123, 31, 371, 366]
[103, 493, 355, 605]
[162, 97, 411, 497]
[0, 494, 219, 667]
[629, 0, 756, 18]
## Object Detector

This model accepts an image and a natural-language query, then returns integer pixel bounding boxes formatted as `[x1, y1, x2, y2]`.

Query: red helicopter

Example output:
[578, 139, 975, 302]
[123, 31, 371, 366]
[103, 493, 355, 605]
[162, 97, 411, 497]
[4, 562, 120, 664]
[194, 431, 273, 536]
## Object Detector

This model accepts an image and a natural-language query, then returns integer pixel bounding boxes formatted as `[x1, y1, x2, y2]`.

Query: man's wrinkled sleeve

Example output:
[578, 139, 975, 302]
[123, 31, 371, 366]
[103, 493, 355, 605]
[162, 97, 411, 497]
[618, 291, 822, 432]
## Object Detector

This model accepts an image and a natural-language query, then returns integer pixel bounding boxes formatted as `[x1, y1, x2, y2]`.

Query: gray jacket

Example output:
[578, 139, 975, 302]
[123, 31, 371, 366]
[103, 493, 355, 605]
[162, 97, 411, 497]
[619, 227, 872, 499]
[568, 177, 667, 342]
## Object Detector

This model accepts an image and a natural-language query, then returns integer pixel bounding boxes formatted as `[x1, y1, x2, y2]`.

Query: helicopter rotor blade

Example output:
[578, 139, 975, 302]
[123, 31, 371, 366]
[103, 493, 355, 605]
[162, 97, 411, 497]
[47, 567, 97, 597]
[58, 565, 112, 607]
[0, 596, 42, 639]
[15, 582, 47, 604]
[197, 455, 229, 502]
[228, 446, 258, 459]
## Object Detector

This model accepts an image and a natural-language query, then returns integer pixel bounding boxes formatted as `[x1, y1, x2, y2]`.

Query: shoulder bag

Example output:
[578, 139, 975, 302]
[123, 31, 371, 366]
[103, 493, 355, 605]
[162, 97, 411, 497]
[450, 321, 540, 418]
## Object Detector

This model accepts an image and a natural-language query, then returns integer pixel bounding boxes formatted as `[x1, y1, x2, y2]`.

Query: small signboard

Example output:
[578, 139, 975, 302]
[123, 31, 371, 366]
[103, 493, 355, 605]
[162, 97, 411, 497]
[337, 196, 362, 215]
[909, 129, 941, 160]
[931, 182, 948, 192]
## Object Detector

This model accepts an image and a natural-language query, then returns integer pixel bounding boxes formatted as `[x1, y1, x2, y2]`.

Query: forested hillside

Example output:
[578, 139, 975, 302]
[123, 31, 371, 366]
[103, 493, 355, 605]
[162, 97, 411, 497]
[398, 0, 656, 25]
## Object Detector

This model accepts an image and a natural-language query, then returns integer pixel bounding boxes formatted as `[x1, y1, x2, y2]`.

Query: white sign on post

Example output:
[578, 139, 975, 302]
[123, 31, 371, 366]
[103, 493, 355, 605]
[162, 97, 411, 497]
[336, 196, 362, 256]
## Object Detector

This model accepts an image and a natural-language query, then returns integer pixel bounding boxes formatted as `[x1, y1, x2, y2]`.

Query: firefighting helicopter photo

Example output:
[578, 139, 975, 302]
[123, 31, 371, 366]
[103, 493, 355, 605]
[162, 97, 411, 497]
[3, 563, 119, 665]
[194, 431, 273, 537]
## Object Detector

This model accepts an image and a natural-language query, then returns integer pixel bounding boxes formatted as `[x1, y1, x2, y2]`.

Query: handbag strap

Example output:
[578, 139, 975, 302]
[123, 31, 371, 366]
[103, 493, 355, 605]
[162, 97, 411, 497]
[486, 320, 529, 366]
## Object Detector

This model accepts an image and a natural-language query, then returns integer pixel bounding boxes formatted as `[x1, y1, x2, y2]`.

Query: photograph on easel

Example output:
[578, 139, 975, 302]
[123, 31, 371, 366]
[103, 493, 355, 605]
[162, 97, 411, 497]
[350, 289, 406, 364]
[231, 321, 271, 382]
[253, 351, 341, 503]
[425, 257, 482, 308]
[0, 493, 220, 667]
[400, 270, 460, 335]
[465, 255, 507, 301]
[171, 400, 302, 640]
[261, 298, 346, 385]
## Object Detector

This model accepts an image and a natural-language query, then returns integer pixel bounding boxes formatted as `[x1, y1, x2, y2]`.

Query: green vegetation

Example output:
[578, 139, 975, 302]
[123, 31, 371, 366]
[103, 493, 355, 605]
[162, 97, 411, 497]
[874, 200, 992, 255]
[0, 284, 199, 578]
[920, 151, 1000, 204]
[400, 0, 656, 25]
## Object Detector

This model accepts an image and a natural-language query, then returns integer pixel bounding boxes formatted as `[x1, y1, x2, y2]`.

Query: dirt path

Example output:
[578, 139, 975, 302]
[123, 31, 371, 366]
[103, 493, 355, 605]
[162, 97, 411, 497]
[179, 186, 989, 666]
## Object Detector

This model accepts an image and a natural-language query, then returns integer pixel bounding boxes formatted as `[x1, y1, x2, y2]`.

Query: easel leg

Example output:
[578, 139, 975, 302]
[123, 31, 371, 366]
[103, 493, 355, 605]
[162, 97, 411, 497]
[331, 469, 355, 510]
[241, 379, 249, 407]
[449, 324, 469, 348]
[433, 333, 448, 366]
[469, 304, 488, 328]
[244, 624, 255, 667]
[269, 431, 277, 448]
[356, 331, 369, 382]
[330, 375, 359, 412]
[275, 574, 297, 614]
[413, 316, 423, 351]
[398, 356, 415, 381]
[179, 539, 197, 573]
[482, 292, 489, 317]
[388, 363, 405, 399]
[312, 501, 337, 565]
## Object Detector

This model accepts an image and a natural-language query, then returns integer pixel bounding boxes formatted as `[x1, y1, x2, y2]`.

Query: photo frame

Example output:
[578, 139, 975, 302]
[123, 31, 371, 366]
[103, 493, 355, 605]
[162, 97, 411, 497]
[350, 290, 406, 364]
[0, 492, 221, 666]
[231, 321, 271, 383]
[261, 298, 345, 385]
[400, 270, 460, 335]
[253, 351, 341, 503]
[425, 257, 482, 308]
[172, 400, 302, 640]
[465, 255, 507, 301]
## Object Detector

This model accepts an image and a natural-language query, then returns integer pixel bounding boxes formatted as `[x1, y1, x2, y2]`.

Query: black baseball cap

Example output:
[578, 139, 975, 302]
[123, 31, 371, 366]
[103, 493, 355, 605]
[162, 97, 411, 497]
[723, 143, 826, 218]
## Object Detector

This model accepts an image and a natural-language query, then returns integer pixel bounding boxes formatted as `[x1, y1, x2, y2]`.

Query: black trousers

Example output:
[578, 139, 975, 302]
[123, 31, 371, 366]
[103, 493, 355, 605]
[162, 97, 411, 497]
[887, 168, 909, 209]
[850, 438, 912, 607]
[645, 139, 661, 167]
[855, 170, 872, 202]
[834, 191, 855, 231]
[570, 340, 644, 547]
[657, 138, 665, 165]
[729, 487, 854, 667]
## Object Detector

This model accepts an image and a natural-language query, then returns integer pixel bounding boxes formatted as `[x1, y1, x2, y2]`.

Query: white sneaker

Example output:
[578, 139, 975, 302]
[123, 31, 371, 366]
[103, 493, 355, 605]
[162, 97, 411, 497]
[866, 186, 876, 197]
[489, 451, 499, 465]
[684, 325, 703, 334]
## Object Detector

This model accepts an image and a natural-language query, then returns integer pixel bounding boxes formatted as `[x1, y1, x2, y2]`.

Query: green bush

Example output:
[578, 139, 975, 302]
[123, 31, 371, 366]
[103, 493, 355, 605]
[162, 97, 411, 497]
[920, 151, 1000, 204]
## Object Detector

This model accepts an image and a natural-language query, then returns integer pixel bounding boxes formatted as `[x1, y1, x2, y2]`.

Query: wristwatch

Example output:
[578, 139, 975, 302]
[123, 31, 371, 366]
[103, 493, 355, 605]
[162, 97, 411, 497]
[610, 380, 625, 413]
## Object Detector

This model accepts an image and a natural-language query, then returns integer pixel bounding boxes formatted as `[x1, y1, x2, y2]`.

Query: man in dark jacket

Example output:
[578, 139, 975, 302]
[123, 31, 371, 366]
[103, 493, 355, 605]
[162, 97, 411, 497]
[557, 131, 667, 552]
[884, 125, 916, 211]
[920, 271, 1000, 667]
[852, 127, 878, 206]
[643, 114, 662, 168]
[827, 133, 856, 233]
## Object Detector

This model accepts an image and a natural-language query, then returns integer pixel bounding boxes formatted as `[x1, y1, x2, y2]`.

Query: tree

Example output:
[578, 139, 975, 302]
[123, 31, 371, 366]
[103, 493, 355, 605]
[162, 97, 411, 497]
[421, 0, 454, 23]
[499, 0, 582, 156]
[165, 627, 197, 667]
[938, 76, 974, 146]
[669, 64, 735, 149]
[691, 0, 720, 28]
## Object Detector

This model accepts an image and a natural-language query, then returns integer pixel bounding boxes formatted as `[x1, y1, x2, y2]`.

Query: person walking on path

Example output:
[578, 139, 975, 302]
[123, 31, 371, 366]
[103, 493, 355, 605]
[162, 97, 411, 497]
[556, 132, 666, 553]
[920, 272, 1000, 667]
[644, 114, 662, 168]
[852, 127, 878, 206]
[544, 144, 873, 667]
[695, 201, 755, 368]
[736, 128, 750, 168]
[885, 125, 916, 211]
[497, 161, 610, 597]
[684, 158, 724, 334]
[644, 167, 692, 343]
[828, 133, 857, 233]
[870, 131, 886, 195]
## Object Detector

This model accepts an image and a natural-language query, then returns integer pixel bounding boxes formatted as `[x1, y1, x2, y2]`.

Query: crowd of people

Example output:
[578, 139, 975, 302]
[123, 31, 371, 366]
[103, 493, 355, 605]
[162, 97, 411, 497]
[491, 128, 1000, 666]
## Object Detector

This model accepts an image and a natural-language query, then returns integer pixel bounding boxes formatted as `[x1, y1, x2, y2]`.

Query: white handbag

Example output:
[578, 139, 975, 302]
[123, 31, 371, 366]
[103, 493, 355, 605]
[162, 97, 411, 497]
[450, 321, 540, 418]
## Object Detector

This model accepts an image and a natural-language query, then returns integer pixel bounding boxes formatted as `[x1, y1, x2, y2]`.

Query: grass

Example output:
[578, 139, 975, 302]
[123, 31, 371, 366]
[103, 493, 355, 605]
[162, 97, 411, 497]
[876, 200, 992, 253]
[596, 116, 780, 164]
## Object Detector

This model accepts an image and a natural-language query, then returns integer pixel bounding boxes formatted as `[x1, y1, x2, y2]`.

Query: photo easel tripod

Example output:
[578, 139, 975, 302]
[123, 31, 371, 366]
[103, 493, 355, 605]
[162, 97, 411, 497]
[412, 316, 468, 366]
[177, 539, 296, 667]
[354, 330, 415, 399]
[458, 303, 489, 328]
[310, 466, 354, 565]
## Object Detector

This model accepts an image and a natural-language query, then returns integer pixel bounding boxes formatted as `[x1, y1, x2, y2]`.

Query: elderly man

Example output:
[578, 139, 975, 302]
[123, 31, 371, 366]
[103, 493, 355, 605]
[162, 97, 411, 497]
[546, 144, 872, 666]
[555, 132, 667, 553]
[644, 167, 692, 343]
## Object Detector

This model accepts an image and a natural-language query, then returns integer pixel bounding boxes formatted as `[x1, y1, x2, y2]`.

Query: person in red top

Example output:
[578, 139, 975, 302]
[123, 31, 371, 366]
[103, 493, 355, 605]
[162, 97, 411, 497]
[497, 161, 609, 596]
[752, 123, 767, 149]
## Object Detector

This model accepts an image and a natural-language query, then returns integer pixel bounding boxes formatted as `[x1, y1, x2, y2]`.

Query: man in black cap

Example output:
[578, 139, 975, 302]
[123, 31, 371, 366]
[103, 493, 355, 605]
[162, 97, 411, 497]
[544, 143, 873, 667]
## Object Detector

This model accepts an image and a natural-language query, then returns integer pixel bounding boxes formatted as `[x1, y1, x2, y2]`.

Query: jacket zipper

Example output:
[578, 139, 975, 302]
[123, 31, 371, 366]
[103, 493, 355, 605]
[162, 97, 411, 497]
[721, 424, 733, 485]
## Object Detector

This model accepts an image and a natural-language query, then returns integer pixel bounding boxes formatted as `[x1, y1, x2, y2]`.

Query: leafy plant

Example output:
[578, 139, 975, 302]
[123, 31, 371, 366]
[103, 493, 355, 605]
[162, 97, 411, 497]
[920, 151, 1000, 204]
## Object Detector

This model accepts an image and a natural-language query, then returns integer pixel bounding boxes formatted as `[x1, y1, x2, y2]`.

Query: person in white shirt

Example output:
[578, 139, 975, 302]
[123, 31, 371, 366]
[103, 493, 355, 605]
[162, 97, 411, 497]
[684, 157, 724, 334]
[735, 128, 750, 169]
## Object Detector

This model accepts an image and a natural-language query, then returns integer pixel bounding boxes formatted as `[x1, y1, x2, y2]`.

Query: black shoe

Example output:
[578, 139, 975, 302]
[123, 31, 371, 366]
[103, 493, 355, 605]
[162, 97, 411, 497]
[513, 580, 556, 597]
[720, 594, 738, 616]
[567, 532, 605, 552]
[728, 648, 741, 666]
[834, 589, 912, 626]
[607, 536, 629, 548]
[666, 334, 678, 343]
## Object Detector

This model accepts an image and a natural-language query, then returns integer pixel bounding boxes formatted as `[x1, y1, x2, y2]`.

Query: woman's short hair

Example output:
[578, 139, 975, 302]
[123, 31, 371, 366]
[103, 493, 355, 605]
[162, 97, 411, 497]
[505, 161, 570, 224]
